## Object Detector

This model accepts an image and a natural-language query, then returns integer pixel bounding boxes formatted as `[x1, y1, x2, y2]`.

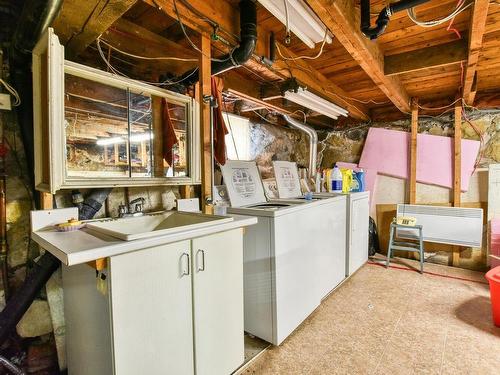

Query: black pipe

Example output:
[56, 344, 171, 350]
[361, 0, 430, 40]
[78, 188, 113, 221]
[179, 0, 257, 86]
[9, 0, 63, 192]
[0, 252, 60, 345]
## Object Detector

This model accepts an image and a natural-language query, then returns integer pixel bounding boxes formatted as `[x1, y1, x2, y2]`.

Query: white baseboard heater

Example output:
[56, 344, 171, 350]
[396, 204, 483, 248]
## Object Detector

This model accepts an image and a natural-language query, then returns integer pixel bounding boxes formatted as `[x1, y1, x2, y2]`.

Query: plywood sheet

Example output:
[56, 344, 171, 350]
[359, 128, 480, 191]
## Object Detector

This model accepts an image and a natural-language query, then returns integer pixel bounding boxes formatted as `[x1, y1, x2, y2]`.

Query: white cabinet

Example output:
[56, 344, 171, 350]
[62, 229, 244, 375]
[192, 230, 244, 375]
[110, 240, 194, 375]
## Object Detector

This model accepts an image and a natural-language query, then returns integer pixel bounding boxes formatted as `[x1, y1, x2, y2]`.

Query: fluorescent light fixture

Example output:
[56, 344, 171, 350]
[96, 136, 126, 146]
[96, 133, 154, 145]
[284, 88, 348, 120]
[130, 133, 154, 142]
[258, 0, 332, 48]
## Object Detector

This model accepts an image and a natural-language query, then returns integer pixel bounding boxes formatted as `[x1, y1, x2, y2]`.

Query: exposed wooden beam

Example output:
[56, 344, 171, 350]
[409, 98, 418, 205]
[385, 40, 468, 76]
[463, 0, 490, 105]
[199, 34, 212, 214]
[59, 0, 139, 59]
[306, 0, 411, 113]
[453, 99, 462, 208]
[143, 0, 369, 120]
[452, 98, 462, 267]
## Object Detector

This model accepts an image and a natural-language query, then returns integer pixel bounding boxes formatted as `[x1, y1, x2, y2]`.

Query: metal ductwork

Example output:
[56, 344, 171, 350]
[180, 0, 257, 86]
[361, 0, 430, 40]
[283, 115, 318, 178]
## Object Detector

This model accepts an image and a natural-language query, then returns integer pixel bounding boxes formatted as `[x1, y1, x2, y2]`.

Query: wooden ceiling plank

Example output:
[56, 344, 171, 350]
[65, 0, 139, 58]
[142, 0, 370, 120]
[305, 0, 411, 113]
[385, 39, 468, 76]
[463, 0, 490, 105]
[101, 18, 198, 75]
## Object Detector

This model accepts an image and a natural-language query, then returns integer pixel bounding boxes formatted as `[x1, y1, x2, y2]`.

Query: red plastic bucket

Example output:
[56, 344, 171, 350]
[486, 266, 500, 327]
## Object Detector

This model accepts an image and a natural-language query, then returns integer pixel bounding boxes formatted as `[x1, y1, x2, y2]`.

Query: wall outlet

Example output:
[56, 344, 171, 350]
[0, 93, 11, 111]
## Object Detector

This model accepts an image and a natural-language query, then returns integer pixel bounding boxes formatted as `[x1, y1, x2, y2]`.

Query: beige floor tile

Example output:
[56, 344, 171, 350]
[242, 262, 499, 375]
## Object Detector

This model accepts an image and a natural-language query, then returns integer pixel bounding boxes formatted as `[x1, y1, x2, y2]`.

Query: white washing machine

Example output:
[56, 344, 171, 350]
[271, 161, 347, 299]
[221, 160, 338, 345]
[314, 191, 370, 276]
[271, 160, 369, 277]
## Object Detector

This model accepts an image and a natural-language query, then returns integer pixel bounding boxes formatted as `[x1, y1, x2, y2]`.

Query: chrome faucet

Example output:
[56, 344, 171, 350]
[118, 197, 146, 218]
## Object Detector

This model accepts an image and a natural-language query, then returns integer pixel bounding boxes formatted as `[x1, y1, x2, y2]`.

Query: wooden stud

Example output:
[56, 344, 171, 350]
[409, 98, 418, 205]
[199, 34, 212, 214]
[452, 98, 462, 266]
[179, 186, 192, 199]
[463, 0, 490, 105]
[453, 100, 462, 207]
[39, 192, 54, 210]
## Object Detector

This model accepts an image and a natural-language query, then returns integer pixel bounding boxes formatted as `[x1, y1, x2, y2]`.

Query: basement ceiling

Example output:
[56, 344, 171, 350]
[50, 0, 500, 125]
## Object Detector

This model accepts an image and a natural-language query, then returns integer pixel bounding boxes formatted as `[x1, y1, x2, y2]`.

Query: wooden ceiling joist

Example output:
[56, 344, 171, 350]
[385, 39, 468, 76]
[142, 0, 369, 120]
[56, 0, 139, 58]
[305, 0, 411, 113]
[463, 0, 490, 105]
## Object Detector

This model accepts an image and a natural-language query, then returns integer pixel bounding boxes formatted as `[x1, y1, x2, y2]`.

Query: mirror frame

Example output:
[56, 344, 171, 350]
[33, 29, 200, 193]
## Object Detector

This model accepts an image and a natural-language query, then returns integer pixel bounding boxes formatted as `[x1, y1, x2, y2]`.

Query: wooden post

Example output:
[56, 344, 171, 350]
[179, 186, 192, 199]
[199, 34, 213, 214]
[409, 98, 418, 205]
[39, 192, 54, 210]
[453, 98, 462, 266]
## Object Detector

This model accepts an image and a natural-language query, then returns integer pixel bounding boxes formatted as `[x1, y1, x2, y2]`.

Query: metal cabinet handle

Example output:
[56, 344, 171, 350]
[181, 253, 190, 277]
[197, 249, 205, 272]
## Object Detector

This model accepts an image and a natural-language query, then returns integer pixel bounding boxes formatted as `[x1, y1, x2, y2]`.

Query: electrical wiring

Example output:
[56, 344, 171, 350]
[283, 0, 291, 44]
[0, 78, 21, 106]
[252, 109, 279, 125]
[172, 0, 231, 63]
[291, 109, 308, 123]
[96, 38, 200, 86]
[407, 0, 472, 28]
[275, 29, 328, 61]
[325, 89, 390, 106]
[417, 98, 463, 111]
[98, 38, 198, 62]
[446, 0, 463, 39]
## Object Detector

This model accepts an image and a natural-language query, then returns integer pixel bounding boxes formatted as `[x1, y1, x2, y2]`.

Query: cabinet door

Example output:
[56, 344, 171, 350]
[350, 196, 369, 275]
[192, 229, 244, 375]
[109, 241, 194, 375]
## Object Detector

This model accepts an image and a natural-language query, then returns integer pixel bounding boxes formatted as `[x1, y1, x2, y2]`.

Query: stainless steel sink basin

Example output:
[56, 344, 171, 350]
[86, 211, 233, 241]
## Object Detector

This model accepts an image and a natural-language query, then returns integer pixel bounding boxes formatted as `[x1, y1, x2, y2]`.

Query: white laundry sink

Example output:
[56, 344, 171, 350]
[86, 211, 233, 241]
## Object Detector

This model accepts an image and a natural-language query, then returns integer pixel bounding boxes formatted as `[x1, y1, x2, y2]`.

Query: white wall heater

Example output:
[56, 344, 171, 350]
[396, 204, 483, 248]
